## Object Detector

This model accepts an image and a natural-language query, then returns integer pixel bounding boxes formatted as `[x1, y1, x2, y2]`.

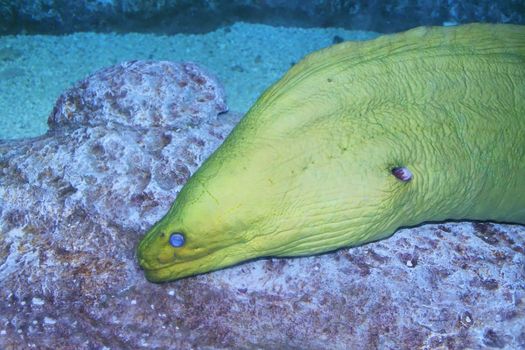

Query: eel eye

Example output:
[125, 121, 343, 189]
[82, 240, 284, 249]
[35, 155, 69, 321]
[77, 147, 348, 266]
[392, 167, 412, 182]
[169, 232, 185, 247]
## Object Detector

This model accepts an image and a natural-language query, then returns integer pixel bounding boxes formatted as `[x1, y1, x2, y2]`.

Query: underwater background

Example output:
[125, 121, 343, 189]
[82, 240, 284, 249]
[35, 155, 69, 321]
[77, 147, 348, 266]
[0, 0, 524, 140]
[1, 1, 525, 349]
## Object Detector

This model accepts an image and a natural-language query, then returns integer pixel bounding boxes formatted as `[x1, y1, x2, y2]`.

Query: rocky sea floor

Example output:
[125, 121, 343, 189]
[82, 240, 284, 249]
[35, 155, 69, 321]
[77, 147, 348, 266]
[0, 22, 376, 140]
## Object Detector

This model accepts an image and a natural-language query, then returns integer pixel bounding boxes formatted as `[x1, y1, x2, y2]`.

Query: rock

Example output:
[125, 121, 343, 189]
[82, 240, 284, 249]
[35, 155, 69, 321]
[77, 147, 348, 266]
[1, 60, 524, 349]
[48, 60, 226, 131]
[1, 0, 524, 34]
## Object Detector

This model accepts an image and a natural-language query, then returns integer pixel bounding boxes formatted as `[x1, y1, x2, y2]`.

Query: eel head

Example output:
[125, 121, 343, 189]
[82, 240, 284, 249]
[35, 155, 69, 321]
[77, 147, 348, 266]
[136, 107, 417, 282]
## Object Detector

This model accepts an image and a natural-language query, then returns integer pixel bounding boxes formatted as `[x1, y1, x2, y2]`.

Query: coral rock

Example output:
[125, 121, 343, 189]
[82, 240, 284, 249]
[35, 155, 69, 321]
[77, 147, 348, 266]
[48, 60, 227, 130]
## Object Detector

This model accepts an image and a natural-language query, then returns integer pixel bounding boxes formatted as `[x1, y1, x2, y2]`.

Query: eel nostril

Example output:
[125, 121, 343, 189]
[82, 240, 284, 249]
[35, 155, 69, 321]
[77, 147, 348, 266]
[392, 167, 413, 182]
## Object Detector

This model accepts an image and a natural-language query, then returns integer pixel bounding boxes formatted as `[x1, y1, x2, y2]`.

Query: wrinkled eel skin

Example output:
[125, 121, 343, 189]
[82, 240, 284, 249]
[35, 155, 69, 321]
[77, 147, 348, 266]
[138, 24, 525, 282]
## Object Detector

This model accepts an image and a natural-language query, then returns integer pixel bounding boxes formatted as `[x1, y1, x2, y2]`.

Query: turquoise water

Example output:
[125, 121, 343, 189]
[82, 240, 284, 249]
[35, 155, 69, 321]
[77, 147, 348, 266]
[0, 23, 377, 140]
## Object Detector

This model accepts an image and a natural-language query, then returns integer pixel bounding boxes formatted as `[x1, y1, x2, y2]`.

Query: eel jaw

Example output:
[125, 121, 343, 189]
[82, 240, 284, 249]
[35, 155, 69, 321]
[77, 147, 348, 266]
[137, 240, 254, 282]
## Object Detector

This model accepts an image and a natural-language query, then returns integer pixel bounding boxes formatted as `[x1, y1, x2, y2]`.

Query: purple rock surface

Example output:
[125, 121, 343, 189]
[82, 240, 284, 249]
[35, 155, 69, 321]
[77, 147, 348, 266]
[1, 60, 524, 349]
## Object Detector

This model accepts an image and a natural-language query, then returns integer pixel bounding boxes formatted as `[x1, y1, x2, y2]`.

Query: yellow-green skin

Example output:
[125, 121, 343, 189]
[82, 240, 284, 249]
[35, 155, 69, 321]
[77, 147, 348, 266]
[138, 23, 525, 282]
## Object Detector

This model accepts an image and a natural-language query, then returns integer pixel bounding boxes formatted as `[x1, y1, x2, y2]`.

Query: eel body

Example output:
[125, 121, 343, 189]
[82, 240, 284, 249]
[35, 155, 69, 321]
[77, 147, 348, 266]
[138, 24, 525, 282]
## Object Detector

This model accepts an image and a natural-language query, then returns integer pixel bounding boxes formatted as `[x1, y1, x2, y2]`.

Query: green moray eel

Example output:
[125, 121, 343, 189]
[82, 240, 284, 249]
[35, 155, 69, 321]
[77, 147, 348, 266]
[137, 23, 525, 282]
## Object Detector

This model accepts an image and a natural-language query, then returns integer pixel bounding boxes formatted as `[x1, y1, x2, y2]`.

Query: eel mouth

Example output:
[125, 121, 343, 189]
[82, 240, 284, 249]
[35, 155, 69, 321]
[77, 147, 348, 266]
[138, 256, 233, 283]
[142, 264, 187, 283]
[137, 254, 205, 282]
[136, 251, 194, 282]
[137, 240, 257, 283]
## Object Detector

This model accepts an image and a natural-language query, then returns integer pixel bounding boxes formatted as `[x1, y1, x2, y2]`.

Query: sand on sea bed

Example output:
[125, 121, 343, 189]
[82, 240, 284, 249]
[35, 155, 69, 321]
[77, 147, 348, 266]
[0, 22, 378, 140]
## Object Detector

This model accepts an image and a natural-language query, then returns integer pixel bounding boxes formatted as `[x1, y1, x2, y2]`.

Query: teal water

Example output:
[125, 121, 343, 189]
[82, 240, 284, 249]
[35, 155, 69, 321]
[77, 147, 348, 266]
[0, 22, 377, 140]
